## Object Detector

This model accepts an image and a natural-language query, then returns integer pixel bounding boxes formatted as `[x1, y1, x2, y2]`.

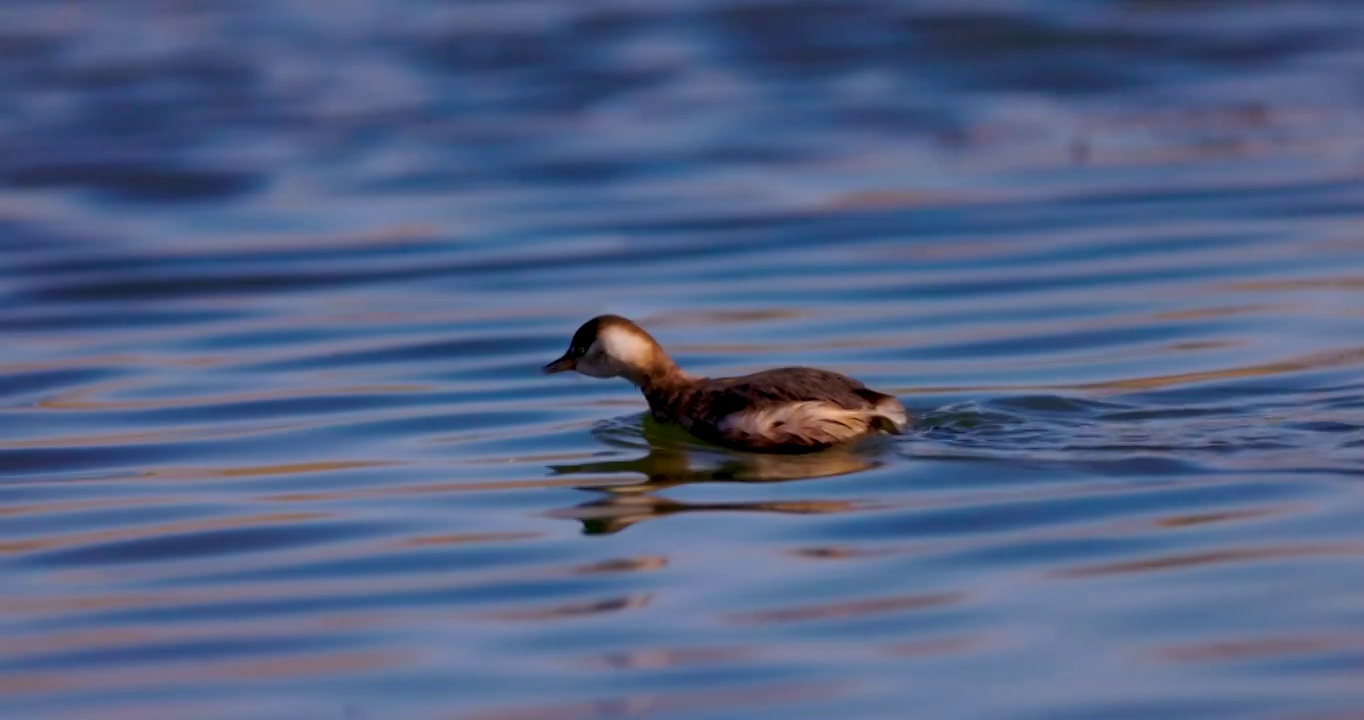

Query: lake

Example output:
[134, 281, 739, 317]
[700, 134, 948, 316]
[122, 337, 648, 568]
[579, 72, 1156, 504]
[2, 1, 1364, 718]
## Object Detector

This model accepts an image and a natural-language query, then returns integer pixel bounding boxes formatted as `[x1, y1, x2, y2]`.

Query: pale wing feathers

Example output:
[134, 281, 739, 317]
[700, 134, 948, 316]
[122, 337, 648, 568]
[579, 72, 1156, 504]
[718, 401, 886, 450]
[872, 396, 910, 432]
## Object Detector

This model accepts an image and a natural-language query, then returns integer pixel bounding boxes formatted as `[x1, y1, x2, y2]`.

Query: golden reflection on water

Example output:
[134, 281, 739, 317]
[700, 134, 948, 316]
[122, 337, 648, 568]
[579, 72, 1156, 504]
[259, 475, 640, 504]
[891, 345, 1364, 396]
[0, 612, 396, 664]
[397, 532, 544, 548]
[0, 495, 178, 518]
[1054, 543, 1363, 578]
[0, 649, 411, 697]
[1075, 347, 1364, 392]
[568, 555, 669, 575]
[726, 593, 963, 626]
[38, 382, 426, 411]
[541, 417, 879, 534]
[0, 511, 330, 554]
[547, 495, 864, 536]
[1151, 507, 1288, 529]
[1154, 633, 1364, 665]
[150, 460, 397, 480]
[484, 593, 652, 622]
[643, 308, 811, 327]
[786, 545, 896, 561]
[575, 646, 756, 671]
[1224, 276, 1364, 292]
[0, 427, 275, 450]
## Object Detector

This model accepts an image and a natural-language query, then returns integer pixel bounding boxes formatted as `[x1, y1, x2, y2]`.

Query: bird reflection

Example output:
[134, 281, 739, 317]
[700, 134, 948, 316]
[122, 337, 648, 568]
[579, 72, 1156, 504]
[546, 414, 884, 534]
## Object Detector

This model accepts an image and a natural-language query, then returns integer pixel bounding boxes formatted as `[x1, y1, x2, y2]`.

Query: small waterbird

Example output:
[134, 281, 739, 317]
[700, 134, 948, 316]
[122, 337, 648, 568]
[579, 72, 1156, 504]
[543, 315, 909, 453]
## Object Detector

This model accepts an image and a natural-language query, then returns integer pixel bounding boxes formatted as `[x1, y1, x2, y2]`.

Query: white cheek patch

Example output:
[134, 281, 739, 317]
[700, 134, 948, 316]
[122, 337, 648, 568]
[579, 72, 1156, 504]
[598, 325, 653, 368]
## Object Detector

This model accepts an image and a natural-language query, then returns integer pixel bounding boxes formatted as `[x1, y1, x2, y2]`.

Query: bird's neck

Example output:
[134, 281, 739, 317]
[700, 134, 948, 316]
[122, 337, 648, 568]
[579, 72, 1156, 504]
[636, 361, 691, 393]
[617, 343, 687, 390]
[631, 357, 697, 419]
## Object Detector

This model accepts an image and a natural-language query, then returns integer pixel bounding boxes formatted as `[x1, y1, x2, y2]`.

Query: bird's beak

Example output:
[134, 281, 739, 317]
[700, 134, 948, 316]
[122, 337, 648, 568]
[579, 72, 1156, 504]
[542, 353, 576, 374]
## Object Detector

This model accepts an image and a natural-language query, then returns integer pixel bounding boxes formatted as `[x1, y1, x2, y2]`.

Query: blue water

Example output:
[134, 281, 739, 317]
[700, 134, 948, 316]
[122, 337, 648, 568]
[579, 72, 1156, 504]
[2, 1, 1364, 718]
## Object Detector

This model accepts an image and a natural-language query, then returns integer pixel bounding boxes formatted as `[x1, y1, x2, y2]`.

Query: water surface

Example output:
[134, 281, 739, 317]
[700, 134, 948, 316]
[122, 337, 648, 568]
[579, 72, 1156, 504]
[2, 1, 1364, 719]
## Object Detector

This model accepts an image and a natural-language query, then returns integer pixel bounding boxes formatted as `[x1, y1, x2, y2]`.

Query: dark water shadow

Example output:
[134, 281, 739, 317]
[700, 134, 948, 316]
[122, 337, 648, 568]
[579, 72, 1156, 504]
[545, 415, 886, 534]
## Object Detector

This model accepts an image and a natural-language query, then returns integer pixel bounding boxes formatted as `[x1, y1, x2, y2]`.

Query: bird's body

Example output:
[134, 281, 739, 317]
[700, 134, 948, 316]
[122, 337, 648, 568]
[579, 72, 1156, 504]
[545, 315, 909, 453]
